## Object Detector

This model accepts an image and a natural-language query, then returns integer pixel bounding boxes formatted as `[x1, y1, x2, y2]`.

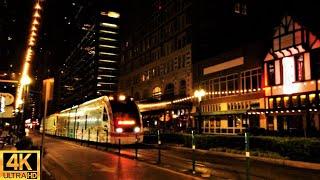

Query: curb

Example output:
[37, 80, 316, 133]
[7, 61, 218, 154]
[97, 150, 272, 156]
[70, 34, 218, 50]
[165, 145, 320, 171]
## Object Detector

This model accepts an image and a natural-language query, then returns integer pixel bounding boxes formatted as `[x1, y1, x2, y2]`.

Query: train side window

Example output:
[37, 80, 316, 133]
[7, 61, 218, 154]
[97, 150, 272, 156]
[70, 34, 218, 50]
[103, 108, 108, 121]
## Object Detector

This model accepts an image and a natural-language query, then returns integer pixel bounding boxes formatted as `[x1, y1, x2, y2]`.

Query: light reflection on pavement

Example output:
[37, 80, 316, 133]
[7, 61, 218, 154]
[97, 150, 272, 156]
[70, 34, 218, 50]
[31, 133, 199, 180]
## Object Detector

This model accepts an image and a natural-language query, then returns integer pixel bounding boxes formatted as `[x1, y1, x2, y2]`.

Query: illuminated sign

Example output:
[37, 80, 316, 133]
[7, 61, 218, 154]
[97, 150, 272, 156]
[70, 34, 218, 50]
[0, 150, 40, 180]
[282, 56, 296, 94]
[0, 96, 5, 113]
[0, 93, 14, 106]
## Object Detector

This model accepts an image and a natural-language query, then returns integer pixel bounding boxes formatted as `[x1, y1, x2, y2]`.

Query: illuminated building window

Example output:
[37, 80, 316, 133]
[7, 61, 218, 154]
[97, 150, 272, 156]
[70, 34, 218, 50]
[284, 96, 289, 108]
[99, 30, 117, 34]
[100, 22, 118, 29]
[240, 68, 261, 93]
[295, 54, 304, 81]
[269, 98, 274, 109]
[152, 87, 162, 100]
[267, 62, 275, 86]
[99, 44, 117, 49]
[216, 119, 221, 127]
[234, 2, 247, 15]
[300, 95, 307, 107]
[276, 97, 282, 108]
[99, 37, 116, 41]
[99, 52, 117, 56]
[309, 94, 316, 106]
[234, 3, 240, 13]
[292, 96, 298, 107]
[101, 11, 120, 18]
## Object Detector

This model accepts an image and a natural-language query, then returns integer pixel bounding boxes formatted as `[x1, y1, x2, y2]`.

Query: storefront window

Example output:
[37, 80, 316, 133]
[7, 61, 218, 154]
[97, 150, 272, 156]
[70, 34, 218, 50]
[284, 96, 289, 108]
[215, 119, 221, 127]
[292, 96, 298, 107]
[300, 95, 307, 107]
[309, 94, 316, 106]
[269, 98, 274, 109]
[276, 97, 282, 108]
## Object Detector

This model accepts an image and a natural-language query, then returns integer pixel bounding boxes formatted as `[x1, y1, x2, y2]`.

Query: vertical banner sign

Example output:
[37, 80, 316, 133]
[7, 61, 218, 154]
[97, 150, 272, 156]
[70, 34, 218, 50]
[0, 96, 5, 113]
[0, 150, 41, 179]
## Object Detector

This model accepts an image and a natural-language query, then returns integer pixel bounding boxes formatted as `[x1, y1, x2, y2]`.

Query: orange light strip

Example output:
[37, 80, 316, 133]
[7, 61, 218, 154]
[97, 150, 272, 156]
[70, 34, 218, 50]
[118, 120, 136, 125]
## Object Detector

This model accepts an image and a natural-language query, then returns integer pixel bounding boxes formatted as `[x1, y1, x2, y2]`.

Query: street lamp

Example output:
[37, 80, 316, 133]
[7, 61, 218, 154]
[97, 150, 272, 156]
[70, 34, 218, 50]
[194, 89, 206, 133]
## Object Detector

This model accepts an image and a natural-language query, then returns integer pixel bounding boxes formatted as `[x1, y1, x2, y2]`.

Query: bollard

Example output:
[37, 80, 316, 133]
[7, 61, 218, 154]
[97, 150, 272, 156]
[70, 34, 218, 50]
[245, 132, 250, 180]
[81, 129, 84, 146]
[96, 130, 99, 149]
[88, 129, 90, 147]
[192, 130, 196, 174]
[157, 129, 161, 164]
[118, 139, 121, 155]
[135, 134, 138, 159]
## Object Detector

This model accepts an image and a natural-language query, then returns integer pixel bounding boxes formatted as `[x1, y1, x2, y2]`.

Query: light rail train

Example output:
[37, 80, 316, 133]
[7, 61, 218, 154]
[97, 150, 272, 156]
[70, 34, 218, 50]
[44, 96, 143, 144]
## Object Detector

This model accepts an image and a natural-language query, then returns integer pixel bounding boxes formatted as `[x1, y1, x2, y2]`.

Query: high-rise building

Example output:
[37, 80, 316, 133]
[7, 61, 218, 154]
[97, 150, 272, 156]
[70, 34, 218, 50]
[118, 0, 263, 100]
[119, 0, 258, 131]
[58, 0, 121, 109]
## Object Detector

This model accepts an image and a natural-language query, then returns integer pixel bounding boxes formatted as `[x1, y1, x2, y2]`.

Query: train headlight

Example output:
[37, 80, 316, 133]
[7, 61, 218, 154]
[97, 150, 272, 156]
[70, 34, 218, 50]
[116, 127, 123, 133]
[134, 126, 140, 133]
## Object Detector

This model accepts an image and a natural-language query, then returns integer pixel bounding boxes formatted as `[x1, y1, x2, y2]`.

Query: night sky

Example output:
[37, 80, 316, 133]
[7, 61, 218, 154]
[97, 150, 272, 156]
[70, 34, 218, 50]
[1, 0, 320, 79]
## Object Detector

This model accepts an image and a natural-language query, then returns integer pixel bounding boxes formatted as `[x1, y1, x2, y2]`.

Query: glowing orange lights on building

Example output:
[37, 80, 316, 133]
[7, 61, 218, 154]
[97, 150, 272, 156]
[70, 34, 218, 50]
[32, 19, 39, 25]
[31, 26, 37, 31]
[33, 11, 40, 18]
[34, 3, 41, 10]
[31, 31, 37, 37]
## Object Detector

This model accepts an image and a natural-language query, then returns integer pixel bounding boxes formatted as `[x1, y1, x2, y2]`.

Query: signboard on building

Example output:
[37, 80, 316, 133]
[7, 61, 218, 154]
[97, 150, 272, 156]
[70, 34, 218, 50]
[0, 93, 15, 118]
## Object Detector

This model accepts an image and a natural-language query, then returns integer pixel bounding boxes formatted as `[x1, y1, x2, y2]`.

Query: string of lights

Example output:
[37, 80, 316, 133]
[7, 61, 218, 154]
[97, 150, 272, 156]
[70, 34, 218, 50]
[15, 1, 43, 110]
[139, 87, 264, 112]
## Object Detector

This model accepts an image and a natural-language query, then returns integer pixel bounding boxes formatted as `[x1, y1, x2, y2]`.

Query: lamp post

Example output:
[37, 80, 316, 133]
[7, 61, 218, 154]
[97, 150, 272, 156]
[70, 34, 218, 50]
[18, 75, 32, 137]
[194, 89, 205, 134]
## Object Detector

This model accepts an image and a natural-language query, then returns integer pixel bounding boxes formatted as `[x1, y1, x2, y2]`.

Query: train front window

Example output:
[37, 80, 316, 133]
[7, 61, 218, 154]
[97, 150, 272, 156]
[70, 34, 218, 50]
[110, 100, 141, 127]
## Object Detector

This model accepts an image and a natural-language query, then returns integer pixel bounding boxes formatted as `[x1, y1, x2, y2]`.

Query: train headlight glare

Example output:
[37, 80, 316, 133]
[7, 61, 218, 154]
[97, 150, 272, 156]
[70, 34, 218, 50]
[134, 127, 140, 133]
[116, 127, 123, 133]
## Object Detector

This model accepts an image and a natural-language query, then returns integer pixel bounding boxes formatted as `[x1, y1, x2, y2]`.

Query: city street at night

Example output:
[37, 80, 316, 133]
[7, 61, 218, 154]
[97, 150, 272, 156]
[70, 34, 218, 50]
[1, 0, 320, 179]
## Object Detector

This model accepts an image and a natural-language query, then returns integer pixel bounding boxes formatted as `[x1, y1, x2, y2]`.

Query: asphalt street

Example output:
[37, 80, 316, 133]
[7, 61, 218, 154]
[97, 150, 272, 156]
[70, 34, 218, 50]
[31, 134, 199, 180]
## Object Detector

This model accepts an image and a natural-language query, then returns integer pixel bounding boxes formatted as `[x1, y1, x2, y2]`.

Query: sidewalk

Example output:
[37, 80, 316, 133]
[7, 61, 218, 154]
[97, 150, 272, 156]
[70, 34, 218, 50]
[164, 144, 320, 171]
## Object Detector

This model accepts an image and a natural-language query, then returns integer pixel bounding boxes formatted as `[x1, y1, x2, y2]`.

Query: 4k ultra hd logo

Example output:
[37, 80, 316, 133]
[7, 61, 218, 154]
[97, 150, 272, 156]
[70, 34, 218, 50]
[0, 150, 40, 180]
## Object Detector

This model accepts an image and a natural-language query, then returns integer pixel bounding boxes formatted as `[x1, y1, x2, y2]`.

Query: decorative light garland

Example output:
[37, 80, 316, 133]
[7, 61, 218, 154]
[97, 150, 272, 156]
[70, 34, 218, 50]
[15, 1, 43, 110]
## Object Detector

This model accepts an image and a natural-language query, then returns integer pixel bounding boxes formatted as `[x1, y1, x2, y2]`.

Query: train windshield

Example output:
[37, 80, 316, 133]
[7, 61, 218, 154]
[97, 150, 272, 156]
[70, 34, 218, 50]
[110, 100, 141, 126]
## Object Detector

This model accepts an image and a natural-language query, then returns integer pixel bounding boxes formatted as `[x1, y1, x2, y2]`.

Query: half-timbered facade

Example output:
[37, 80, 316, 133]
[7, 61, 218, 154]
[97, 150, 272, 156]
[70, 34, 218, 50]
[264, 16, 320, 135]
